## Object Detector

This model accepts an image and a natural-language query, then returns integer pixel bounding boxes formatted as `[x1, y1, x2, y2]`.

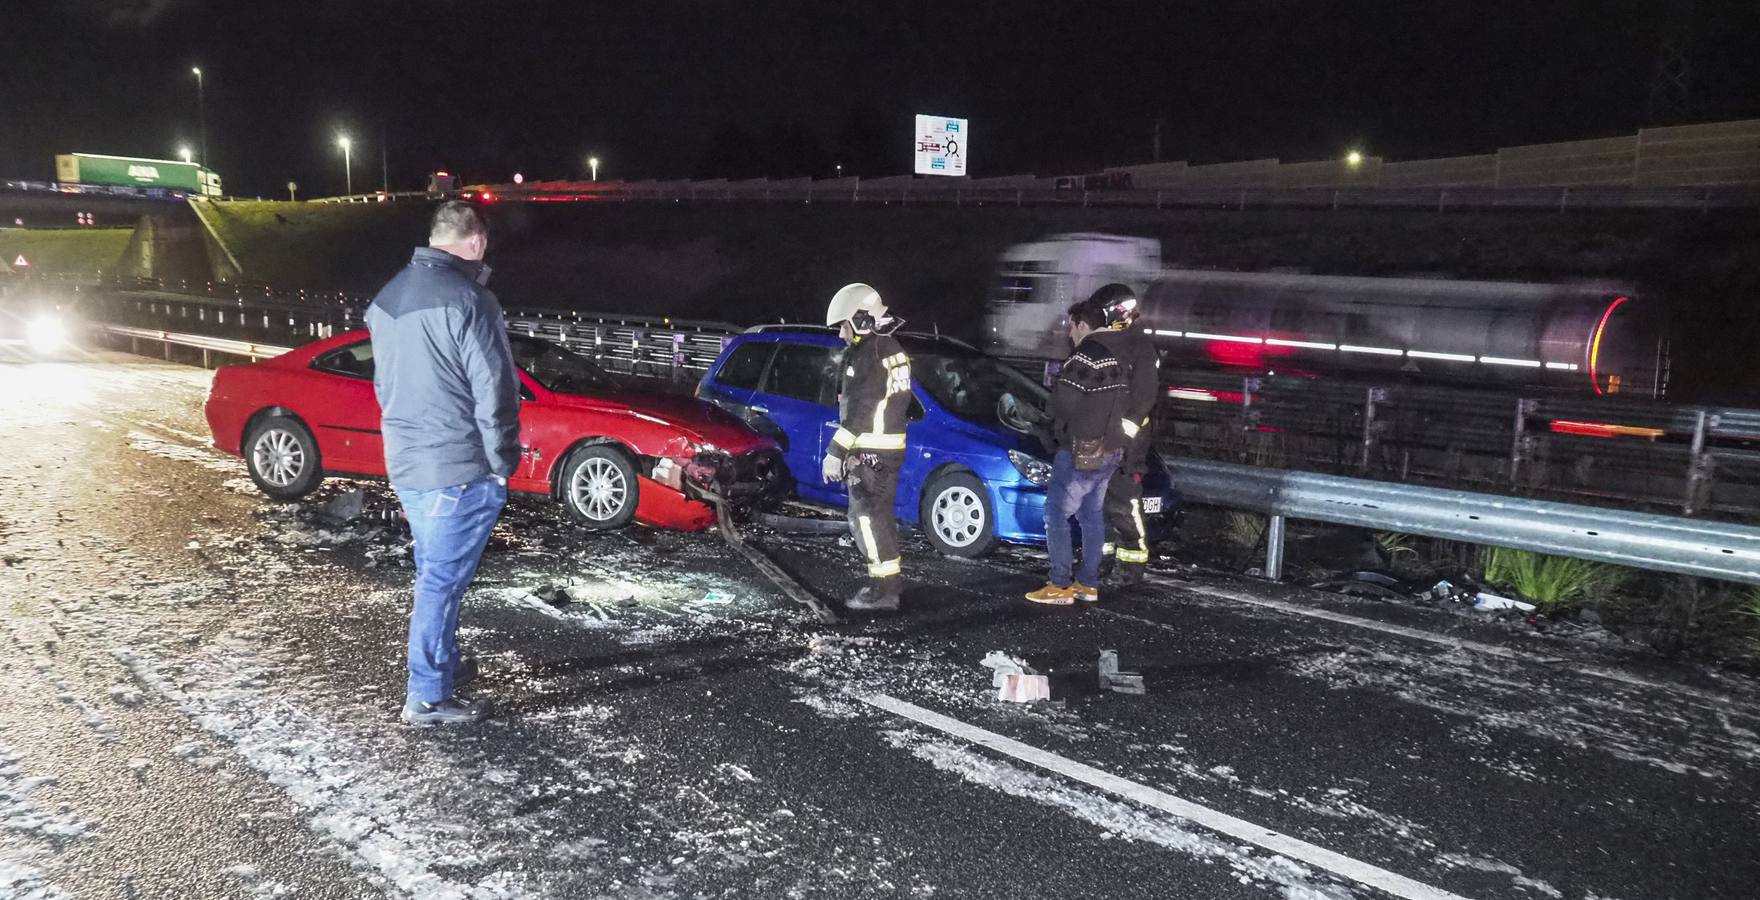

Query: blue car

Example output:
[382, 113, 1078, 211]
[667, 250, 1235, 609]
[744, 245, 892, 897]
[697, 326, 1177, 557]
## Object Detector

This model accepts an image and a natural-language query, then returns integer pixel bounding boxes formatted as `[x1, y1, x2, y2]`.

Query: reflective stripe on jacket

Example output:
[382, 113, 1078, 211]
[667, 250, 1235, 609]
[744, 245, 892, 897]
[829, 334, 911, 460]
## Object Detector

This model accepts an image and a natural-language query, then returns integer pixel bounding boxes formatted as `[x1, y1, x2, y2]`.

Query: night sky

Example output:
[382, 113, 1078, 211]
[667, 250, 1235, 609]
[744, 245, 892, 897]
[3, 0, 1758, 197]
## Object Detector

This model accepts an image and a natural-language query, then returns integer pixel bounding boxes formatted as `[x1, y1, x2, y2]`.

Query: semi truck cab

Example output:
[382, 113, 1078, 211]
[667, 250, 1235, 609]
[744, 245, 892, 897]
[982, 233, 1158, 359]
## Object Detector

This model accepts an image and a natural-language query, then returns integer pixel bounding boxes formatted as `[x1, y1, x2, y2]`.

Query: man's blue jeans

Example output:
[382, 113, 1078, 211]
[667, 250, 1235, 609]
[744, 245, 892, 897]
[395, 475, 506, 704]
[1046, 449, 1121, 588]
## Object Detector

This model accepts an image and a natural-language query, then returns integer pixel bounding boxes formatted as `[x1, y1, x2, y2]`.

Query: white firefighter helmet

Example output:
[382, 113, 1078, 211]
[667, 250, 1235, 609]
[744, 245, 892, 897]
[825, 282, 888, 332]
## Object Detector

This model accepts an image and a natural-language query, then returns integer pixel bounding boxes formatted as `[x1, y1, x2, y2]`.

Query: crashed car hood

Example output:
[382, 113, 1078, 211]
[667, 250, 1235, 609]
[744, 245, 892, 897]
[547, 389, 776, 453]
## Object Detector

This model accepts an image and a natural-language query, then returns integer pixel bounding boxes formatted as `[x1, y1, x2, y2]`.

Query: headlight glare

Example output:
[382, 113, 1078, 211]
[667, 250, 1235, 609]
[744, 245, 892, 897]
[26, 315, 66, 354]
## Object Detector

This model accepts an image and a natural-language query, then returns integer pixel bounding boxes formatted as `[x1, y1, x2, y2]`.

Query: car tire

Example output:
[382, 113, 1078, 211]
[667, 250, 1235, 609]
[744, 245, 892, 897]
[560, 445, 640, 529]
[244, 415, 323, 501]
[921, 470, 997, 558]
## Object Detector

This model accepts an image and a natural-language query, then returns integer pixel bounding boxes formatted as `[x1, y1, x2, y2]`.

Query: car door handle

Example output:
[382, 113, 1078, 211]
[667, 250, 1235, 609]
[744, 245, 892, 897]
[749, 406, 767, 414]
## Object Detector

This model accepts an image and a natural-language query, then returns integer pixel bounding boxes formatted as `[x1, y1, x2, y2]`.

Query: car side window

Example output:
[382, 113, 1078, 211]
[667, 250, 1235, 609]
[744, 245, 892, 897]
[762, 343, 837, 406]
[714, 342, 773, 392]
[312, 340, 375, 379]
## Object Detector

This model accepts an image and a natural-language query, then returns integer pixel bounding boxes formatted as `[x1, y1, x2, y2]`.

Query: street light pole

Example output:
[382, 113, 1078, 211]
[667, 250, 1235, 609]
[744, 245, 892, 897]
[589, 156, 599, 182]
[191, 67, 207, 168]
[338, 135, 353, 196]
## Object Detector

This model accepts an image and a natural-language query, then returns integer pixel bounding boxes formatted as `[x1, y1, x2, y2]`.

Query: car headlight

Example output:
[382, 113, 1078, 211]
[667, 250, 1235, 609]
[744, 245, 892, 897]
[1008, 450, 1052, 486]
[26, 315, 66, 354]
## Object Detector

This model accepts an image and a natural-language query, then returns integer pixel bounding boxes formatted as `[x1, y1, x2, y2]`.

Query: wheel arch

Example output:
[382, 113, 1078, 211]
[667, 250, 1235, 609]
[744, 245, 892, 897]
[915, 461, 982, 519]
[240, 405, 302, 453]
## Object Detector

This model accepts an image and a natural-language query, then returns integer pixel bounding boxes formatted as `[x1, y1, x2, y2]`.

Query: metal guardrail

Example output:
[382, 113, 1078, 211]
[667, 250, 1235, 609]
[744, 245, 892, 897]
[1169, 457, 1760, 586]
[315, 183, 1760, 212]
[95, 324, 291, 362]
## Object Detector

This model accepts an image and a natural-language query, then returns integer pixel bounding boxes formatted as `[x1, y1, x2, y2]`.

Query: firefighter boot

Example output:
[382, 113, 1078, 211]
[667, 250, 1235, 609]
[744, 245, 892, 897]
[847, 584, 901, 612]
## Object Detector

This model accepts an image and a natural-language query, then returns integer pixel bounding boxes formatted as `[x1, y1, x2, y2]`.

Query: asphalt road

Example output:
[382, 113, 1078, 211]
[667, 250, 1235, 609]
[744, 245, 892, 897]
[2, 350, 1758, 900]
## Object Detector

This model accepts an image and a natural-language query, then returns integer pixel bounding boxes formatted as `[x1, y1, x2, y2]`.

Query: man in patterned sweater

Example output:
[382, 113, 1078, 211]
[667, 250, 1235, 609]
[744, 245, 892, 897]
[1027, 296, 1129, 605]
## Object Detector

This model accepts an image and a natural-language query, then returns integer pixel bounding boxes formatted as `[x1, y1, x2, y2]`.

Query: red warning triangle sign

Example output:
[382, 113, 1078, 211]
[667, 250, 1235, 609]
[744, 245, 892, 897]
[11, 254, 27, 268]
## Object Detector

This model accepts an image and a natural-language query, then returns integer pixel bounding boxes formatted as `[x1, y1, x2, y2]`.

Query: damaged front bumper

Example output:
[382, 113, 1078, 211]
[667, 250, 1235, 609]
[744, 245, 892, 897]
[648, 447, 789, 509]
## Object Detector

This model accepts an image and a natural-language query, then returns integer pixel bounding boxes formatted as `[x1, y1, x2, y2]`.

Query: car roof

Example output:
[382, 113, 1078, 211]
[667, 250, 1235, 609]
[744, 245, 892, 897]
[732, 327, 980, 353]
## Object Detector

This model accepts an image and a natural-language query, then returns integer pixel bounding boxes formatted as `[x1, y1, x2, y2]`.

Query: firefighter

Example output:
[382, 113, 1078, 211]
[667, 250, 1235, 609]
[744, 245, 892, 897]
[1087, 283, 1161, 587]
[821, 283, 912, 611]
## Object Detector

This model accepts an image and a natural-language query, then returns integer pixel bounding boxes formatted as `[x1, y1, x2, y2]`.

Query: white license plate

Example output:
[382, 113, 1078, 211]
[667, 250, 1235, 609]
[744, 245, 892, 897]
[1141, 497, 1163, 514]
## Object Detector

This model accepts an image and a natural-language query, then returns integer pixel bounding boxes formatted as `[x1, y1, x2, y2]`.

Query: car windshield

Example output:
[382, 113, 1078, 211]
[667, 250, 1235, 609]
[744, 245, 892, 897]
[510, 336, 623, 394]
[905, 340, 1049, 427]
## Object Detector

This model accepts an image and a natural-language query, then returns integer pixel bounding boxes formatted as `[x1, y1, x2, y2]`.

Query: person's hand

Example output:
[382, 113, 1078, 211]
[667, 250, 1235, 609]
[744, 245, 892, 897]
[821, 454, 844, 484]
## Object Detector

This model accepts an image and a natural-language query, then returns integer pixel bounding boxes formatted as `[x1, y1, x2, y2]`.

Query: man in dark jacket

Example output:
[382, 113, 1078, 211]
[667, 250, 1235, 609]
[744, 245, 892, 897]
[366, 201, 520, 726]
[1086, 284, 1160, 586]
[1027, 297, 1128, 605]
[822, 283, 911, 612]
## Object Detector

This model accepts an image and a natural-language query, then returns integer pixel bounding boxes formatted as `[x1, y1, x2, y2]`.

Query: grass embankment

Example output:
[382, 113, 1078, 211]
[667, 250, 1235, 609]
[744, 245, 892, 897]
[0, 227, 132, 276]
[200, 200, 430, 292]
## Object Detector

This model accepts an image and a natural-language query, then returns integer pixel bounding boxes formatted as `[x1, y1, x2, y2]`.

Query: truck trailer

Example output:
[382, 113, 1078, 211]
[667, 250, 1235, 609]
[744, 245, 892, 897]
[54, 153, 222, 197]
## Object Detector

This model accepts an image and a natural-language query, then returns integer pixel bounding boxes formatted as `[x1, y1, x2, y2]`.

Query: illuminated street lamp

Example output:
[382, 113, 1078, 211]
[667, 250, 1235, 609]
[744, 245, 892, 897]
[338, 135, 354, 195]
[178, 146, 194, 164]
[191, 66, 208, 167]
[588, 156, 600, 182]
[1346, 150, 1364, 168]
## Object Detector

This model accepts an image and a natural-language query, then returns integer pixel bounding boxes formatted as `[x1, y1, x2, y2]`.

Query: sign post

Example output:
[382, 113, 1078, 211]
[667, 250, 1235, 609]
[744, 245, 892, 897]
[914, 115, 968, 177]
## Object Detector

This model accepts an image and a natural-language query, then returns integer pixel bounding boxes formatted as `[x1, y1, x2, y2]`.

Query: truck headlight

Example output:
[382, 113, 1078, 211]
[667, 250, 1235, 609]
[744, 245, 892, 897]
[26, 315, 66, 354]
[1008, 450, 1052, 486]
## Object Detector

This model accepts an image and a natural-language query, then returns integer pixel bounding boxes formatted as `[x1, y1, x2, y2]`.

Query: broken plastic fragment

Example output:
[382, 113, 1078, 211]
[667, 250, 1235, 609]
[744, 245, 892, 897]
[321, 488, 367, 523]
[1473, 591, 1537, 612]
[997, 672, 1052, 703]
[1098, 649, 1147, 695]
[980, 650, 1032, 687]
[698, 591, 735, 605]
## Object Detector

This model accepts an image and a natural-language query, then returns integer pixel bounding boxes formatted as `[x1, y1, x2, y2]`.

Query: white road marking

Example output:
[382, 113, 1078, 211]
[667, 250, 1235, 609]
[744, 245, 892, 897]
[861, 692, 1473, 900]
[1148, 576, 1743, 708]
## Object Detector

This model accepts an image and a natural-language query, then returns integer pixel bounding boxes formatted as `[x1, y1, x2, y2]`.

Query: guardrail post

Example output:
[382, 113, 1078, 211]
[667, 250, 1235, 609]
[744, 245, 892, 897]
[1509, 398, 1535, 486]
[1437, 190, 1448, 212]
[1154, 190, 1163, 209]
[1360, 387, 1384, 471]
[1239, 377, 1260, 462]
[1559, 187, 1570, 213]
[1684, 410, 1714, 515]
[1264, 515, 1286, 581]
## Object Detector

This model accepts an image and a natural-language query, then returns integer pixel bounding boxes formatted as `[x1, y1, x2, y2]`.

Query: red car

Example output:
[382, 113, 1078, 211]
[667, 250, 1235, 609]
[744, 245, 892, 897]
[204, 330, 785, 531]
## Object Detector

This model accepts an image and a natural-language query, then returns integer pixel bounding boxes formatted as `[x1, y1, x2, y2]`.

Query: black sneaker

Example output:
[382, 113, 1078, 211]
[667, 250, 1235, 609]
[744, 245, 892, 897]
[453, 655, 479, 689]
[846, 585, 901, 612]
[401, 695, 494, 726]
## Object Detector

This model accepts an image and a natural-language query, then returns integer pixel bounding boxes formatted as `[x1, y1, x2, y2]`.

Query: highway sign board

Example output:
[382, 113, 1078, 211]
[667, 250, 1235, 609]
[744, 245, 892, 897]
[914, 115, 967, 177]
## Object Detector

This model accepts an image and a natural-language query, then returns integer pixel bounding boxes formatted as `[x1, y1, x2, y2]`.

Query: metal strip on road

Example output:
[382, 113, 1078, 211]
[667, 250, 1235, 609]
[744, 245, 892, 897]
[860, 692, 1475, 900]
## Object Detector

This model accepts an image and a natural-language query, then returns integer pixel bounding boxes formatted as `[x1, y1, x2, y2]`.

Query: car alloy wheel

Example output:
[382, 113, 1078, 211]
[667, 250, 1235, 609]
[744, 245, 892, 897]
[252, 427, 306, 487]
[243, 415, 322, 501]
[571, 457, 628, 522]
[559, 443, 644, 530]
